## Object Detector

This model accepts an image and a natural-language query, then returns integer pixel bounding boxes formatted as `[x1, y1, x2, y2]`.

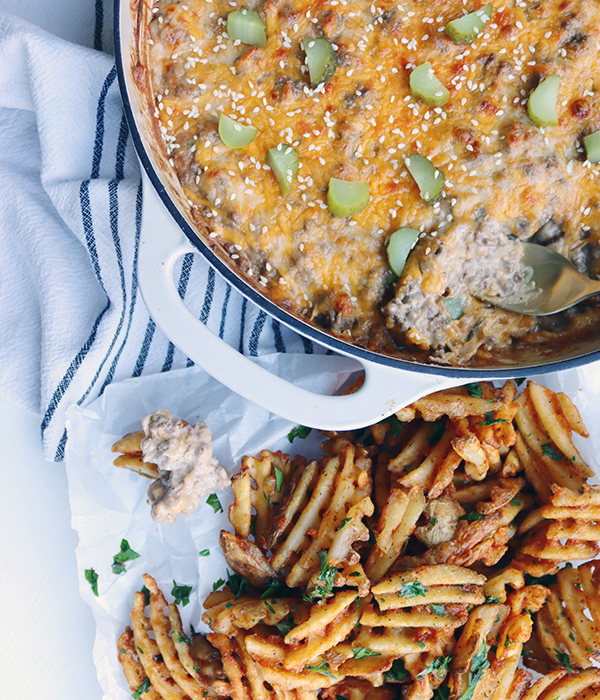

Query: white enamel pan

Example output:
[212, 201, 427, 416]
[114, 0, 600, 430]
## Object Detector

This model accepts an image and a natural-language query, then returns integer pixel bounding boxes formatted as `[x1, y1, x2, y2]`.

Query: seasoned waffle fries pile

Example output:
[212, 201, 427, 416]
[118, 381, 600, 700]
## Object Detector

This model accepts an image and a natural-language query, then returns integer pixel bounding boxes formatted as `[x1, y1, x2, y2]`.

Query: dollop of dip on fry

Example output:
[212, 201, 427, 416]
[141, 410, 230, 524]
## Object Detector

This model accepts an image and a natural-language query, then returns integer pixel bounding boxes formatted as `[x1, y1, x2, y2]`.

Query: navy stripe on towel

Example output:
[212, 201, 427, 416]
[219, 284, 232, 339]
[249, 311, 267, 357]
[91, 66, 116, 179]
[200, 267, 215, 324]
[238, 299, 248, 353]
[94, 0, 104, 52]
[302, 336, 314, 354]
[54, 429, 68, 462]
[272, 319, 286, 353]
[132, 318, 157, 377]
[40, 301, 111, 436]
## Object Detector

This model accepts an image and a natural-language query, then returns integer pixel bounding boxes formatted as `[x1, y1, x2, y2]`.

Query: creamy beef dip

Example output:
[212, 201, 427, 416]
[141, 0, 600, 365]
[384, 219, 536, 363]
[141, 410, 230, 524]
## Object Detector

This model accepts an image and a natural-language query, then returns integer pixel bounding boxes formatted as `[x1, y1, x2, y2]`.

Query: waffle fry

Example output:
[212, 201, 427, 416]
[530, 561, 600, 672]
[116, 379, 600, 700]
[406, 478, 532, 569]
[111, 430, 160, 479]
[387, 382, 518, 498]
[514, 485, 600, 576]
[397, 384, 505, 422]
[521, 668, 600, 700]
[118, 628, 164, 700]
[129, 577, 217, 700]
[513, 382, 591, 502]
[365, 485, 425, 582]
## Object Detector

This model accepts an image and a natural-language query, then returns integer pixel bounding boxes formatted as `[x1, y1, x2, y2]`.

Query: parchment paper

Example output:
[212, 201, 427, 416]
[64, 353, 600, 699]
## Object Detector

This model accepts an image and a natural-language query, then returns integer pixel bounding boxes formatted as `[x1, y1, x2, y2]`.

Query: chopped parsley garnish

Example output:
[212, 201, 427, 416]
[172, 581, 193, 607]
[475, 412, 508, 426]
[132, 677, 151, 699]
[429, 516, 437, 525]
[485, 596, 501, 604]
[353, 647, 381, 659]
[276, 618, 295, 636]
[367, 525, 376, 546]
[509, 498, 520, 506]
[260, 577, 293, 600]
[430, 604, 446, 616]
[398, 581, 427, 598]
[288, 425, 312, 443]
[178, 633, 191, 645]
[418, 655, 452, 677]
[385, 414, 402, 438]
[384, 658, 408, 683]
[554, 649, 575, 673]
[305, 661, 337, 679]
[458, 643, 490, 700]
[515, 377, 526, 386]
[85, 568, 99, 596]
[308, 551, 337, 600]
[111, 539, 141, 575]
[199, 549, 210, 557]
[429, 420, 446, 446]
[212, 577, 226, 591]
[337, 517, 351, 531]
[227, 571, 249, 599]
[458, 512, 487, 521]
[467, 383, 483, 398]
[141, 585, 150, 606]
[433, 686, 451, 700]
[274, 466, 284, 492]
[542, 443, 564, 461]
[206, 493, 223, 514]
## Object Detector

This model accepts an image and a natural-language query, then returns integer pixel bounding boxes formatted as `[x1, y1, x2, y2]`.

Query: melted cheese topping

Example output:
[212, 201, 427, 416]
[146, 0, 600, 364]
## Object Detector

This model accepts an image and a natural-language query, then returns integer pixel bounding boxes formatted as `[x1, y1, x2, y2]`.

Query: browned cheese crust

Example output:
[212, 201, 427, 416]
[144, 0, 600, 365]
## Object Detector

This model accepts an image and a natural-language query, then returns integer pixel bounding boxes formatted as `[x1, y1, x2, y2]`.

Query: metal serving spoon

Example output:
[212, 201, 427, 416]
[475, 242, 600, 316]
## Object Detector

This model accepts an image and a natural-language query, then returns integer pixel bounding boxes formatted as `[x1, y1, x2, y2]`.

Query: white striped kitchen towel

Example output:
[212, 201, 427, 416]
[0, 11, 323, 462]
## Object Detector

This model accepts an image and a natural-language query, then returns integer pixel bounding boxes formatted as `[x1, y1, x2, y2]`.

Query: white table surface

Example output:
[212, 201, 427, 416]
[0, 2, 108, 697]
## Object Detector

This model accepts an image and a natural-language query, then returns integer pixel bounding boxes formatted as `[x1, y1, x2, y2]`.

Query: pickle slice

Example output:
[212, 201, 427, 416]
[327, 178, 370, 217]
[302, 38, 338, 89]
[527, 75, 560, 127]
[267, 144, 299, 195]
[218, 114, 257, 148]
[405, 154, 445, 204]
[445, 3, 493, 44]
[387, 227, 420, 277]
[226, 9, 267, 48]
[584, 131, 600, 163]
[410, 63, 449, 107]
[444, 296, 466, 320]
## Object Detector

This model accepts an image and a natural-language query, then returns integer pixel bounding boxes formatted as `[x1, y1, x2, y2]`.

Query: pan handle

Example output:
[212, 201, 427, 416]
[138, 173, 467, 430]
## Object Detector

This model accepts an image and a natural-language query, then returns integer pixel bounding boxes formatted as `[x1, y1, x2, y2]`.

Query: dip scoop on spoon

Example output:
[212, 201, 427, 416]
[475, 242, 600, 316]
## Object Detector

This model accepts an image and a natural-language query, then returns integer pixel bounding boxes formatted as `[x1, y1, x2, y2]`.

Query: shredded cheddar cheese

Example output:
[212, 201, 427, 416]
[144, 0, 600, 365]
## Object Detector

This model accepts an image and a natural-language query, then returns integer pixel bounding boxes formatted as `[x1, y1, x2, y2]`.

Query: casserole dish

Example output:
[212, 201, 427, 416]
[115, 0, 600, 429]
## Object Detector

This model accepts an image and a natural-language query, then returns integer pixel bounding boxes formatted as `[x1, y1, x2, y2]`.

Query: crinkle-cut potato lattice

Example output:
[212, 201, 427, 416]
[111, 429, 160, 479]
[116, 379, 600, 700]
[524, 561, 600, 675]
